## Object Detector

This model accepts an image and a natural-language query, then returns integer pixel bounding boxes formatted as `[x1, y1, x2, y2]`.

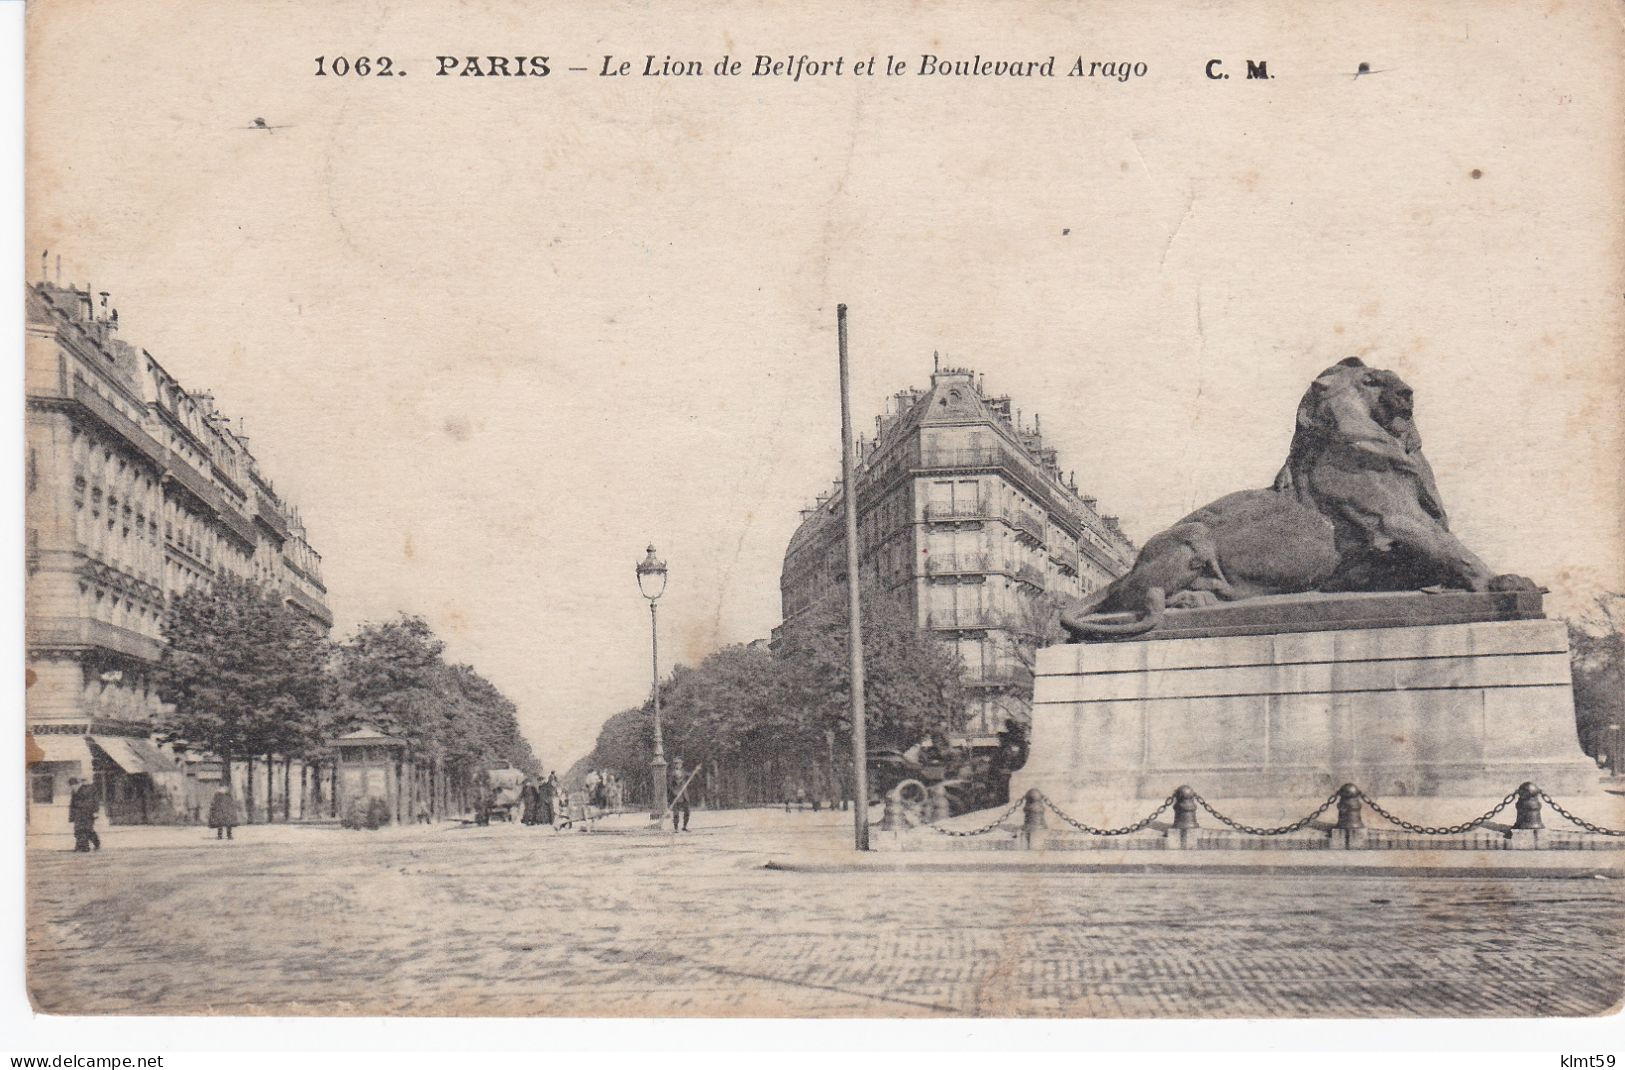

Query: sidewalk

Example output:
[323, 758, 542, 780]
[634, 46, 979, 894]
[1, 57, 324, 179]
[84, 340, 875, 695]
[767, 845, 1625, 879]
[21, 805, 855, 853]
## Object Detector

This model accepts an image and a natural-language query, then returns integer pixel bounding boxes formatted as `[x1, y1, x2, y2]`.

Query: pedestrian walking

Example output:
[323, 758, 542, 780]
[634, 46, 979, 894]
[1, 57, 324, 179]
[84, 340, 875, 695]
[207, 786, 241, 840]
[539, 772, 557, 827]
[520, 779, 539, 826]
[67, 777, 100, 852]
[669, 759, 692, 833]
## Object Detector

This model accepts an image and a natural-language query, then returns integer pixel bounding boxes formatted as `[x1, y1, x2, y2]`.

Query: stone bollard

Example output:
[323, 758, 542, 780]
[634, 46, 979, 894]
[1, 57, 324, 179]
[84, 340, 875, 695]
[1331, 783, 1365, 849]
[1022, 788, 1047, 852]
[1514, 782, 1544, 830]
[1172, 786, 1199, 829]
[1509, 782, 1544, 850]
[1166, 785, 1199, 850]
[926, 784, 952, 824]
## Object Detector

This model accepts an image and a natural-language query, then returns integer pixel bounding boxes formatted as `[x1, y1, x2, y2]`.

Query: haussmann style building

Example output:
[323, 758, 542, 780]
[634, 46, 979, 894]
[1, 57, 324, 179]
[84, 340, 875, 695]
[775, 361, 1137, 739]
[25, 278, 333, 827]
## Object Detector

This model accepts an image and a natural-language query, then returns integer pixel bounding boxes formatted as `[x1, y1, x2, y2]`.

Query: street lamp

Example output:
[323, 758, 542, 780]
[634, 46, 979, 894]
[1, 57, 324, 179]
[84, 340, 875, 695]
[636, 544, 669, 819]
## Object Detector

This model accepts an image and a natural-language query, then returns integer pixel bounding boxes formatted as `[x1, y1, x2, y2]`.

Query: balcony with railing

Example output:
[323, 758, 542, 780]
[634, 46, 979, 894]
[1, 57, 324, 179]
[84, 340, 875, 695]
[163, 461, 259, 548]
[923, 552, 993, 576]
[1014, 563, 1046, 590]
[255, 493, 292, 542]
[923, 500, 993, 522]
[71, 379, 166, 467]
[285, 585, 334, 628]
[1006, 508, 1045, 545]
[1048, 544, 1080, 574]
[917, 445, 1001, 470]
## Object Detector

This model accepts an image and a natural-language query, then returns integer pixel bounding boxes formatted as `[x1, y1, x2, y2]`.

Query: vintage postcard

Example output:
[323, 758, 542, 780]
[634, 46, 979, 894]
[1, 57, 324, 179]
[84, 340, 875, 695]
[19, 0, 1625, 1024]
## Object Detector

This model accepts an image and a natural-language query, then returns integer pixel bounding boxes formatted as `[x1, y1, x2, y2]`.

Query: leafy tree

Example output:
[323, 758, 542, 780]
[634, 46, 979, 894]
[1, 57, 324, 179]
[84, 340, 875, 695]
[581, 585, 968, 806]
[1570, 593, 1625, 771]
[776, 584, 969, 754]
[155, 574, 334, 817]
[333, 615, 541, 805]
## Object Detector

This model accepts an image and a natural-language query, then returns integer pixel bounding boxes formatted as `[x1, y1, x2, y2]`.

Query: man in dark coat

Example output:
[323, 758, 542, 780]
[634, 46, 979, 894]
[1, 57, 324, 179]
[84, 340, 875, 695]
[520, 780, 539, 825]
[669, 759, 692, 832]
[67, 777, 100, 852]
[207, 787, 241, 840]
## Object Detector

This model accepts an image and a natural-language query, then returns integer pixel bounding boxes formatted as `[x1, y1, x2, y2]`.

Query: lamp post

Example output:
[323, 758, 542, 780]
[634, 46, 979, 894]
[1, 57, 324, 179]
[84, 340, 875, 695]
[636, 544, 669, 819]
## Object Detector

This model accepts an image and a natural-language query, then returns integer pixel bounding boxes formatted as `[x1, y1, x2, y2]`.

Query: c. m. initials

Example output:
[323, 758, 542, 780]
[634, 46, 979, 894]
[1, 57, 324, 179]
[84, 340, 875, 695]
[1203, 59, 1272, 80]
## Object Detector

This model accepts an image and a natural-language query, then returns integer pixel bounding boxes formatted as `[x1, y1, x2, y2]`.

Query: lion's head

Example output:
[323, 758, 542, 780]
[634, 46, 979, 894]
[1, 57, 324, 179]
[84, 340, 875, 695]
[1270, 356, 1529, 593]
[1292, 357, 1420, 452]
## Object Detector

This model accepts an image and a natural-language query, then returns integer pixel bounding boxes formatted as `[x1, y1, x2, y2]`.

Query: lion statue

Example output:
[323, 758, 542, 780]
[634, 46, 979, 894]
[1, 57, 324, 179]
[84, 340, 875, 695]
[1061, 357, 1536, 640]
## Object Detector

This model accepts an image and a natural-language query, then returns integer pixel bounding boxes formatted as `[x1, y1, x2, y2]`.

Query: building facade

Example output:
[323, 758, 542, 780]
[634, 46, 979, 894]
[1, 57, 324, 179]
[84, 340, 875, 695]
[25, 279, 333, 826]
[776, 363, 1137, 737]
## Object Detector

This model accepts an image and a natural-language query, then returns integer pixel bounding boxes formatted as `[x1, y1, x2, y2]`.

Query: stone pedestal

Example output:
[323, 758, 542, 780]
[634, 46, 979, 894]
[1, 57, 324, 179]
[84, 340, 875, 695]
[1011, 593, 1601, 809]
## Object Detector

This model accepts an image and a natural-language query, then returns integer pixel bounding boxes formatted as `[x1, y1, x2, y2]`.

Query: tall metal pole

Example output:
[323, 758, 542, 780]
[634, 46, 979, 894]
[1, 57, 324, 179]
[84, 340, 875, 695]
[649, 599, 668, 819]
[838, 303, 870, 851]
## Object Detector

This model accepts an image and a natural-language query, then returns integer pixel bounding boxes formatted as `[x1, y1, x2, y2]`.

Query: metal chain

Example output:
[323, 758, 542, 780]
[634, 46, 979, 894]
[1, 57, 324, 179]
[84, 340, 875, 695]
[1042, 793, 1175, 836]
[904, 784, 1625, 842]
[1359, 789, 1516, 835]
[1193, 790, 1340, 836]
[925, 797, 1025, 837]
[1538, 791, 1625, 837]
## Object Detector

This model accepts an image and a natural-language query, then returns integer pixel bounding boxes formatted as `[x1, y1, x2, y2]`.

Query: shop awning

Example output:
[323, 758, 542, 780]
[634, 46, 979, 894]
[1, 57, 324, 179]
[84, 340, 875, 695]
[27, 733, 91, 766]
[89, 736, 179, 775]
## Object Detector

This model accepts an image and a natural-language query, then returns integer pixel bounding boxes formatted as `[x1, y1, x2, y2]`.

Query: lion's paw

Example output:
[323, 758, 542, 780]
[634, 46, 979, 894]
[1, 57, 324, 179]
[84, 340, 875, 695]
[1488, 574, 1541, 593]
[1168, 590, 1221, 609]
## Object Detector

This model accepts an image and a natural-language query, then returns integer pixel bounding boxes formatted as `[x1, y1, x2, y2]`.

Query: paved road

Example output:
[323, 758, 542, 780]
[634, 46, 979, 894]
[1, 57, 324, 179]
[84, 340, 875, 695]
[25, 809, 1625, 1018]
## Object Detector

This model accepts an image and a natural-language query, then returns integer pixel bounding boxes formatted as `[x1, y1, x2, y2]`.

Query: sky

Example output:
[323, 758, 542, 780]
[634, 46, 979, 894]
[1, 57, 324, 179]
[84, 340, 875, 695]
[26, 0, 1625, 771]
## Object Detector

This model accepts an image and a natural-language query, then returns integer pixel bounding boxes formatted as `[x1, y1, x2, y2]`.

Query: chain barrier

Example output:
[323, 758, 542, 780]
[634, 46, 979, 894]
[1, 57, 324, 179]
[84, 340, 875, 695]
[906, 784, 1625, 841]
[1042, 793, 1176, 836]
[1192, 789, 1340, 836]
[1538, 791, 1625, 837]
[924, 797, 1024, 837]
[1358, 789, 1516, 835]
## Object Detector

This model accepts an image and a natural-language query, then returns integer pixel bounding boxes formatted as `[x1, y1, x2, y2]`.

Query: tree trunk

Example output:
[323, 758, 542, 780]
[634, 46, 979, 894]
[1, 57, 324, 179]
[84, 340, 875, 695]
[244, 756, 256, 824]
[265, 753, 275, 822]
[283, 758, 292, 822]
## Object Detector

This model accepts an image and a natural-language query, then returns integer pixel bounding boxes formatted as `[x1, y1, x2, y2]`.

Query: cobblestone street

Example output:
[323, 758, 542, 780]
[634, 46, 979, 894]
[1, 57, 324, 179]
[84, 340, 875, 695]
[25, 808, 1625, 1018]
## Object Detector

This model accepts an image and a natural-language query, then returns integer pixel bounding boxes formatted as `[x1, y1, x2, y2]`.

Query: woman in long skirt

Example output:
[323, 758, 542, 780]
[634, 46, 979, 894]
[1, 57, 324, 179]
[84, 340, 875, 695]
[519, 780, 539, 825]
[536, 778, 554, 827]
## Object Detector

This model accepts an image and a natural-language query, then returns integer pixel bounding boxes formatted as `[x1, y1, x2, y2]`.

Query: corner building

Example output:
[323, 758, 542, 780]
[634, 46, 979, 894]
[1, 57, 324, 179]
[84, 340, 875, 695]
[776, 364, 1136, 737]
[25, 280, 332, 826]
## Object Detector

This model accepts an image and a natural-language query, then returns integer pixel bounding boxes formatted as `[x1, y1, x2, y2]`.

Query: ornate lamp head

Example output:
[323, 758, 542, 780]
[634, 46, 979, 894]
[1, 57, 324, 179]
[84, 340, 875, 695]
[635, 544, 668, 601]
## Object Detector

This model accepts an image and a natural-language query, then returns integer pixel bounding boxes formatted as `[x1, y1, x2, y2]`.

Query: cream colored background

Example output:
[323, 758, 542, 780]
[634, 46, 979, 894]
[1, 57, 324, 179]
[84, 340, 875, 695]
[26, 0, 1625, 771]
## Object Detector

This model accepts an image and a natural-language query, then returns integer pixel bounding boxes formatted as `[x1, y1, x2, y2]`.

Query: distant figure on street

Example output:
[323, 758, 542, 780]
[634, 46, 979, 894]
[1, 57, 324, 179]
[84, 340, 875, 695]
[207, 786, 241, 840]
[67, 777, 100, 852]
[541, 772, 559, 827]
[520, 779, 540, 826]
[669, 759, 692, 832]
